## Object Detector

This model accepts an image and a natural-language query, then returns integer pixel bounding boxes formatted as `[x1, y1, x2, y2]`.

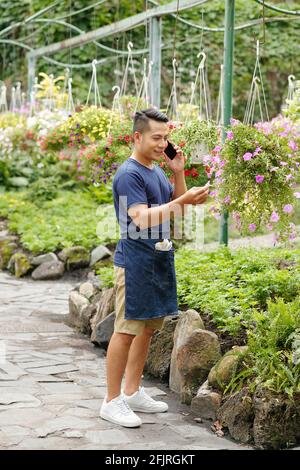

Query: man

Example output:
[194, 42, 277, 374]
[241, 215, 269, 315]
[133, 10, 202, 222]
[100, 108, 209, 427]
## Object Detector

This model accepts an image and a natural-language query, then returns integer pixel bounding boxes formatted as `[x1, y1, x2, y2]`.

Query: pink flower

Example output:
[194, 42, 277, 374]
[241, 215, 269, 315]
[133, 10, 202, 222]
[212, 145, 222, 154]
[270, 167, 279, 172]
[280, 161, 288, 166]
[243, 152, 252, 161]
[283, 204, 293, 213]
[270, 211, 280, 223]
[266, 223, 273, 231]
[294, 192, 300, 198]
[216, 169, 223, 178]
[226, 130, 233, 140]
[255, 175, 264, 183]
[288, 140, 298, 151]
[248, 223, 257, 232]
[230, 118, 239, 126]
[253, 147, 262, 156]
[224, 195, 231, 204]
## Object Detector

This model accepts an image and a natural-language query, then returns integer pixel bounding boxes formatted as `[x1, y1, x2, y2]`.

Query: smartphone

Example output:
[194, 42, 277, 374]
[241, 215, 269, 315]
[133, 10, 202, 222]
[164, 140, 177, 160]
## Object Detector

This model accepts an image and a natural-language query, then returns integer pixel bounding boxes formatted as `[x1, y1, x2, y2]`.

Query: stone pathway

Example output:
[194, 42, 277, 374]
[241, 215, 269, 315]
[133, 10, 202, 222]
[0, 271, 250, 450]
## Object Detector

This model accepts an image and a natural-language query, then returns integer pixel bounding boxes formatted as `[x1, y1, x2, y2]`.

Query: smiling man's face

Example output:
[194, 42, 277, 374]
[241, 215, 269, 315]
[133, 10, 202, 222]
[133, 119, 169, 162]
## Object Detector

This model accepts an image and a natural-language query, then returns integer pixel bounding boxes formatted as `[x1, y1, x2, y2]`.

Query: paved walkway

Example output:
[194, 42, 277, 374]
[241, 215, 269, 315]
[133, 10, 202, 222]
[0, 271, 250, 450]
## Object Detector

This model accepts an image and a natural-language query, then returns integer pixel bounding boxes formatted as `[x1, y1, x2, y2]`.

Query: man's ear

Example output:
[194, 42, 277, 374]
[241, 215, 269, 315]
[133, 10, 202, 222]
[133, 131, 142, 144]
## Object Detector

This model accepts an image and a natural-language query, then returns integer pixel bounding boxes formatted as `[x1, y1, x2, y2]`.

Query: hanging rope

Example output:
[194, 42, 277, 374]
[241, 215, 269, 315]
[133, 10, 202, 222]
[15, 81, 22, 110]
[134, 58, 152, 113]
[287, 74, 295, 102]
[66, 77, 75, 116]
[0, 84, 8, 112]
[166, 58, 178, 121]
[107, 85, 121, 137]
[62, 67, 70, 108]
[187, 51, 210, 122]
[120, 41, 139, 98]
[86, 59, 102, 107]
[10, 86, 16, 112]
[244, 40, 269, 124]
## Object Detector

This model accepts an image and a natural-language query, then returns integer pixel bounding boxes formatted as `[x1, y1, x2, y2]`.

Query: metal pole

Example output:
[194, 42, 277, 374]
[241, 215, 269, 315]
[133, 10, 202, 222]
[149, 16, 162, 108]
[27, 54, 36, 95]
[219, 0, 235, 246]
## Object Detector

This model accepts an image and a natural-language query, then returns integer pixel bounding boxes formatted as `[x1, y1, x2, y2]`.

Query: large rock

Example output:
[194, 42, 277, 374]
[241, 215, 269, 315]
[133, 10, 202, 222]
[145, 315, 179, 382]
[0, 239, 18, 269]
[90, 287, 116, 330]
[217, 389, 254, 444]
[91, 311, 115, 348]
[31, 252, 58, 266]
[253, 389, 300, 449]
[208, 346, 249, 392]
[31, 260, 64, 280]
[90, 245, 112, 266]
[176, 329, 221, 404]
[7, 252, 31, 278]
[79, 281, 96, 300]
[68, 290, 91, 333]
[169, 309, 205, 394]
[191, 380, 222, 420]
[58, 246, 90, 270]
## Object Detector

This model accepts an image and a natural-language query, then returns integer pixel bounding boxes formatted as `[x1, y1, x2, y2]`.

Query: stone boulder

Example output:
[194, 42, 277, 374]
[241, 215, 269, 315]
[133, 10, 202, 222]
[169, 309, 205, 394]
[31, 252, 58, 266]
[253, 389, 300, 449]
[31, 260, 64, 280]
[68, 290, 91, 333]
[145, 315, 179, 382]
[217, 389, 254, 444]
[91, 311, 115, 348]
[90, 245, 112, 266]
[7, 252, 31, 278]
[191, 380, 222, 420]
[58, 246, 90, 270]
[208, 346, 249, 392]
[79, 281, 96, 300]
[90, 287, 116, 331]
[0, 238, 18, 269]
[177, 329, 221, 404]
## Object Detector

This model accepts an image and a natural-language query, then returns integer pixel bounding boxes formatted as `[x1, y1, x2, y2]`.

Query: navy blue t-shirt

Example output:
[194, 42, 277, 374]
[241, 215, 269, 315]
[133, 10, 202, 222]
[113, 157, 174, 267]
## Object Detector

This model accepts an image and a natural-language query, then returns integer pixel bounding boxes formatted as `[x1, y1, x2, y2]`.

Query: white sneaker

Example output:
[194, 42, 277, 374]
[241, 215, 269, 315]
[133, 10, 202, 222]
[100, 394, 142, 428]
[123, 386, 168, 413]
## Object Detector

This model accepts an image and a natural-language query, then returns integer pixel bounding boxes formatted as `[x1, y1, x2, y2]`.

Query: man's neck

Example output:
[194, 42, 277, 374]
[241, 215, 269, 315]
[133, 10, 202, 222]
[130, 151, 154, 169]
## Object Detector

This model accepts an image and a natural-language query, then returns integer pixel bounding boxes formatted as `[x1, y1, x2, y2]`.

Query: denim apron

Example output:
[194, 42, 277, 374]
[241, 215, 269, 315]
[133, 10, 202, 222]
[123, 237, 178, 320]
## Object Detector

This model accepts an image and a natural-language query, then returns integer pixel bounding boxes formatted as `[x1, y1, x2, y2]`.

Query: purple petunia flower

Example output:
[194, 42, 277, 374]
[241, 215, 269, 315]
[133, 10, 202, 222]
[227, 130, 233, 140]
[283, 204, 293, 213]
[255, 175, 264, 184]
[288, 140, 298, 151]
[270, 211, 280, 223]
[248, 223, 257, 232]
[243, 152, 252, 161]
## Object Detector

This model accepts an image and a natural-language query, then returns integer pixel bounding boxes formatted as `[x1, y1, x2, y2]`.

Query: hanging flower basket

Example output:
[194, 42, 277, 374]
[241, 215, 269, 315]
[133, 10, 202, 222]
[206, 120, 300, 240]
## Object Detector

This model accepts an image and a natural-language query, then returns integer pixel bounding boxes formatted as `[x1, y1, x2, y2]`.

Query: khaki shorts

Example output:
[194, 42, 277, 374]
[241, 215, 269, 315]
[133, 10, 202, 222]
[114, 266, 165, 336]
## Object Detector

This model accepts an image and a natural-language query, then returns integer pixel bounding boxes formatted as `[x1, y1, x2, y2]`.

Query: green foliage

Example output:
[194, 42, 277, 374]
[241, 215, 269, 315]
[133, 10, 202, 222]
[175, 245, 300, 336]
[0, 190, 118, 254]
[95, 264, 114, 289]
[25, 177, 59, 204]
[226, 298, 300, 397]
[1, 1, 300, 118]
[213, 122, 299, 239]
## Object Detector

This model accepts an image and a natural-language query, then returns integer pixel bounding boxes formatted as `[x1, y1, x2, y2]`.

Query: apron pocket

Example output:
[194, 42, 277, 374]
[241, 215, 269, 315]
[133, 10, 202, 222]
[152, 249, 174, 288]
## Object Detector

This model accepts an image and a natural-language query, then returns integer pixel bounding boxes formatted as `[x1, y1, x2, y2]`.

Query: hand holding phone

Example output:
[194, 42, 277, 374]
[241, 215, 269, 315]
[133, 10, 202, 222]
[164, 140, 178, 160]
